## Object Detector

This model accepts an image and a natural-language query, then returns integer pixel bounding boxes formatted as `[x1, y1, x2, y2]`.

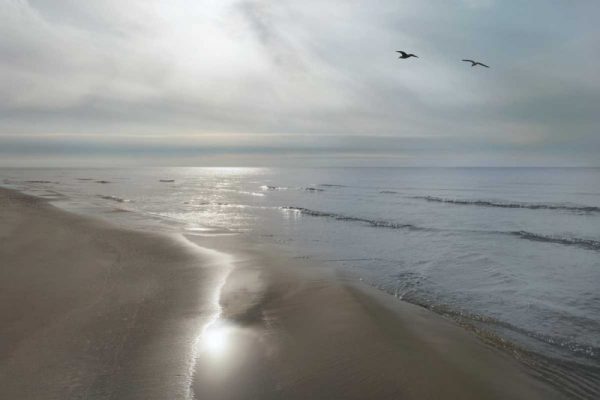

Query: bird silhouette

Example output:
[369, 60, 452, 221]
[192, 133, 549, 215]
[462, 59, 489, 68]
[396, 51, 418, 59]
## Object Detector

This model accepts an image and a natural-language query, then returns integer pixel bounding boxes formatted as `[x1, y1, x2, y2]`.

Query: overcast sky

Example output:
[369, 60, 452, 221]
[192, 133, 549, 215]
[1, 0, 598, 166]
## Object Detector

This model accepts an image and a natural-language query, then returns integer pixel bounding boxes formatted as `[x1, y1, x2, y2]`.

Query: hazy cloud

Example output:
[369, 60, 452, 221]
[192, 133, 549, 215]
[0, 0, 598, 165]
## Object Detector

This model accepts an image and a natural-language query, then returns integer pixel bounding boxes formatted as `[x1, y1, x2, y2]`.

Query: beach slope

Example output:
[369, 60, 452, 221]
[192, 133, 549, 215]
[0, 187, 563, 399]
[0, 188, 219, 399]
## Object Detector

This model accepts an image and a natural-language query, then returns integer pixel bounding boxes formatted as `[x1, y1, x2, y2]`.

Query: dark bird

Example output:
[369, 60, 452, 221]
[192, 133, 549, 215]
[462, 59, 489, 68]
[396, 51, 418, 59]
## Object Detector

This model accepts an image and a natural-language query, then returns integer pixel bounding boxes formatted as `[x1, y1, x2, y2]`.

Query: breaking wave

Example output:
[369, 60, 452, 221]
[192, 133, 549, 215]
[510, 231, 600, 251]
[25, 180, 56, 184]
[389, 290, 600, 399]
[281, 207, 600, 251]
[97, 195, 131, 203]
[413, 196, 600, 213]
[260, 185, 288, 191]
[281, 207, 421, 230]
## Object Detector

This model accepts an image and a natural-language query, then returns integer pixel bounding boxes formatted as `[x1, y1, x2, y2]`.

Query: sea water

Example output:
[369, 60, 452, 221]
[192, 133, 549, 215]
[2, 167, 599, 395]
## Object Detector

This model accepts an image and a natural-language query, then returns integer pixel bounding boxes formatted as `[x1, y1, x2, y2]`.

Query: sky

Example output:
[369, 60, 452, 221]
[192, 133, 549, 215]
[1, 0, 599, 166]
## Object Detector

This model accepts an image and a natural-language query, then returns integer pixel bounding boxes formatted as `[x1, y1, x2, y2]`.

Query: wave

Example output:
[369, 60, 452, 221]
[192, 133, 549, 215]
[396, 291, 600, 361]
[109, 208, 132, 213]
[427, 299, 600, 397]
[304, 187, 324, 192]
[281, 207, 600, 252]
[186, 201, 275, 211]
[441, 304, 598, 360]
[510, 231, 600, 251]
[219, 188, 265, 196]
[281, 207, 420, 230]
[380, 190, 398, 194]
[25, 180, 56, 184]
[198, 202, 248, 209]
[97, 195, 131, 203]
[413, 196, 600, 213]
[395, 291, 600, 398]
[319, 184, 347, 188]
[260, 185, 287, 191]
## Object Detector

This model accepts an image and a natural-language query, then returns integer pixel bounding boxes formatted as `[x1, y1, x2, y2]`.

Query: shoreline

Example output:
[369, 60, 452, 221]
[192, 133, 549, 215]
[0, 188, 221, 399]
[0, 187, 566, 399]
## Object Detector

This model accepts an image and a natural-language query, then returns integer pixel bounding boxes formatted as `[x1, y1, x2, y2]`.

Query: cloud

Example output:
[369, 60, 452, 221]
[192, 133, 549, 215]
[0, 0, 598, 165]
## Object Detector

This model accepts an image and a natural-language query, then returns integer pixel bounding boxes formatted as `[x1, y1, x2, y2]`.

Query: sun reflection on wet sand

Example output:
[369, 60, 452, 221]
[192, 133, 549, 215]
[180, 235, 273, 400]
[181, 242, 235, 399]
[201, 319, 233, 357]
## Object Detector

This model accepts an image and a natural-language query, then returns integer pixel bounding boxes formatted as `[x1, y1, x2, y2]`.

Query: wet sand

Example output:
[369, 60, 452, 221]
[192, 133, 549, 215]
[0, 188, 220, 399]
[0, 187, 563, 399]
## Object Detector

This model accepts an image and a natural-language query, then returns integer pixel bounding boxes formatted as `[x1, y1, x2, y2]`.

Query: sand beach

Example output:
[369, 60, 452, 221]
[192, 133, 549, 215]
[0, 187, 564, 399]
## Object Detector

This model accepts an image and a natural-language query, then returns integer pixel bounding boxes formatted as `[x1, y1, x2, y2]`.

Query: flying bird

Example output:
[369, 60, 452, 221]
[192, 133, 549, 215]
[462, 59, 489, 68]
[396, 51, 418, 59]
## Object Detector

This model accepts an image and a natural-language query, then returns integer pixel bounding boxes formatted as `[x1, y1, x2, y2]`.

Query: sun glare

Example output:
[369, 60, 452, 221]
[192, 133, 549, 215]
[201, 320, 232, 357]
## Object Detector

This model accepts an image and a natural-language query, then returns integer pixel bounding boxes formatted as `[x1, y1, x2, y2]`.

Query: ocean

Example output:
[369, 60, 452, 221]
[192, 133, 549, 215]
[2, 167, 599, 395]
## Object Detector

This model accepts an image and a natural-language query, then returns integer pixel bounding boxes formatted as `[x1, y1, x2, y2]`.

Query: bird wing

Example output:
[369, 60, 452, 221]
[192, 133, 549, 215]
[396, 51, 407, 56]
[462, 59, 474, 63]
[477, 62, 490, 68]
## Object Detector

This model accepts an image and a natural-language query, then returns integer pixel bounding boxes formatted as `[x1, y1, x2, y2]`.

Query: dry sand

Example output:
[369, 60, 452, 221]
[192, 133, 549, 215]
[0, 187, 563, 399]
